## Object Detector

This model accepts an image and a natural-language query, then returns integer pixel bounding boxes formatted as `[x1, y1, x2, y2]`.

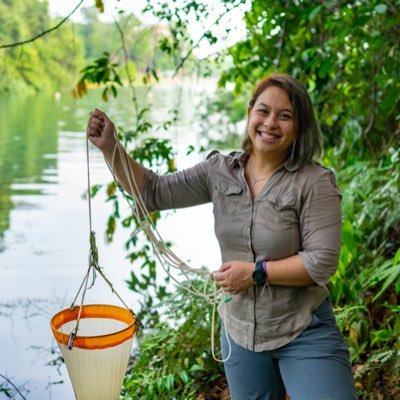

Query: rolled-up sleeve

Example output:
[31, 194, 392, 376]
[139, 160, 211, 212]
[298, 169, 342, 285]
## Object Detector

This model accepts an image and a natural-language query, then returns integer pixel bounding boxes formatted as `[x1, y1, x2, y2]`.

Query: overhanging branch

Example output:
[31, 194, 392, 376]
[0, 0, 85, 49]
[171, 1, 243, 78]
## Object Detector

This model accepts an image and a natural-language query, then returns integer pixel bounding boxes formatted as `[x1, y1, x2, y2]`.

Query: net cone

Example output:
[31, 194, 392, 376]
[51, 304, 136, 400]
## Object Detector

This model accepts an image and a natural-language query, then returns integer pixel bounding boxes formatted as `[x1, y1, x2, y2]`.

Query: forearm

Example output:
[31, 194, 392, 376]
[103, 145, 146, 196]
[214, 255, 316, 294]
[266, 255, 315, 286]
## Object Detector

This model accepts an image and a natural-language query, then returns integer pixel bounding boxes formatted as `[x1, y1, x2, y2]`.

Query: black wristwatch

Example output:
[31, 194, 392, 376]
[252, 260, 266, 285]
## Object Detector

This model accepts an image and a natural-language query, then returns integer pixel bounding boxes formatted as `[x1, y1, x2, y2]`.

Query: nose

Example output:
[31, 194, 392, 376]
[262, 112, 278, 128]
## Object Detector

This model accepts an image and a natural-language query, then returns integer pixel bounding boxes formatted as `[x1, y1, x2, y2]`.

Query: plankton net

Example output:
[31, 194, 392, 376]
[51, 304, 136, 400]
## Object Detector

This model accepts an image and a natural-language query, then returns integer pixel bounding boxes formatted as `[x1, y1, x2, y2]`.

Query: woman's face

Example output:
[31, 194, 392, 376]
[247, 85, 296, 160]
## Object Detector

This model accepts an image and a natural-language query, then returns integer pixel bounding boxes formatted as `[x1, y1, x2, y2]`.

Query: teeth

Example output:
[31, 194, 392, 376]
[258, 131, 279, 139]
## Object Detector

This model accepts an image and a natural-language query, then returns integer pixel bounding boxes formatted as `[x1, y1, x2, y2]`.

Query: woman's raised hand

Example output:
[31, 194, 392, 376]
[87, 108, 117, 158]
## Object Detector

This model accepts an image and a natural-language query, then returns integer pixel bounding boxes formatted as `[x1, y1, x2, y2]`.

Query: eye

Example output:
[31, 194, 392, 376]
[257, 108, 268, 115]
[279, 113, 292, 120]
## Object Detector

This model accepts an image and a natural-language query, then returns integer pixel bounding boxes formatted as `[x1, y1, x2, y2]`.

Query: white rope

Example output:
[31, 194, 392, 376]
[106, 126, 232, 362]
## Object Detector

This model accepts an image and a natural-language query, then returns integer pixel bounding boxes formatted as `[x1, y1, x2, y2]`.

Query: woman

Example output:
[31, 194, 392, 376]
[87, 73, 358, 399]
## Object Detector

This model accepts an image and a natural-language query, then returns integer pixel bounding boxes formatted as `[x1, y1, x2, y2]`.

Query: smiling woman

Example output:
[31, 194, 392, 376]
[86, 73, 358, 399]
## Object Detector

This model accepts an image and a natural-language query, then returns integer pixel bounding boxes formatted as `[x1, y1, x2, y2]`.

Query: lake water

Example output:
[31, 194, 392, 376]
[0, 81, 223, 399]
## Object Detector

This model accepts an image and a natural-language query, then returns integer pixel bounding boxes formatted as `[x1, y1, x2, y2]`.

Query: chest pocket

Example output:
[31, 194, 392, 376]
[272, 191, 298, 222]
[213, 182, 244, 216]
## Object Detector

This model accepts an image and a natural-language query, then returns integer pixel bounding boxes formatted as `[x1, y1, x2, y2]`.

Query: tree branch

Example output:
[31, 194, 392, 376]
[0, 0, 85, 49]
[171, 1, 243, 78]
[112, 15, 141, 129]
[275, 0, 290, 68]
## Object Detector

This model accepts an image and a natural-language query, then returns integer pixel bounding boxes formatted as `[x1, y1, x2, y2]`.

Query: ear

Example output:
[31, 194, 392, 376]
[247, 105, 251, 119]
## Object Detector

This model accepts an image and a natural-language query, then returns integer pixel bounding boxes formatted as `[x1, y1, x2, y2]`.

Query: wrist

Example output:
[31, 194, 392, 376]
[102, 142, 119, 164]
[263, 260, 269, 284]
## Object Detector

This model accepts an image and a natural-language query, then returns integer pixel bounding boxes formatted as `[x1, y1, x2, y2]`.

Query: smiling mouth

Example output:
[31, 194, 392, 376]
[257, 131, 281, 140]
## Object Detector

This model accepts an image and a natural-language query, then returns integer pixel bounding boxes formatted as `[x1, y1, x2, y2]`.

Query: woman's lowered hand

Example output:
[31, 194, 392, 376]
[212, 260, 254, 294]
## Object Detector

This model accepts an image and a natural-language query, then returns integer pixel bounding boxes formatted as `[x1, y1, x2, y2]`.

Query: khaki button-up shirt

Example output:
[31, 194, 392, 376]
[140, 151, 342, 351]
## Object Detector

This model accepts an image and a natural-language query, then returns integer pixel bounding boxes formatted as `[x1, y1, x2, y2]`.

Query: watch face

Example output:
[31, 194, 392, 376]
[252, 269, 265, 285]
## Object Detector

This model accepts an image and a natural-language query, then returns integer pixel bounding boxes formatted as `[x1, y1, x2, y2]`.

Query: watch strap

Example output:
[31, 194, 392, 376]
[253, 260, 266, 285]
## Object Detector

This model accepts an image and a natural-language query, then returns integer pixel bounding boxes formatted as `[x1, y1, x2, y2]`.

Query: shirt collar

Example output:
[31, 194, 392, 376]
[228, 151, 247, 169]
[230, 151, 300, 172]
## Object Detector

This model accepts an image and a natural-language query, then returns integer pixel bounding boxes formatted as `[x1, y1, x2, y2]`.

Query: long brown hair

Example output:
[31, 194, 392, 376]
[242, 74, 323, 167]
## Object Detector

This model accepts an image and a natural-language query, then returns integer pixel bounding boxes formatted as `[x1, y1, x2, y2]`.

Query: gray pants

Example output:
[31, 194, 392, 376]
[221, 298, 358, 400]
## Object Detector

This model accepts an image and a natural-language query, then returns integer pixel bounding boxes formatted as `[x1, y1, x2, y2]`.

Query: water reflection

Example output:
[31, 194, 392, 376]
[0, 95, 58, 247]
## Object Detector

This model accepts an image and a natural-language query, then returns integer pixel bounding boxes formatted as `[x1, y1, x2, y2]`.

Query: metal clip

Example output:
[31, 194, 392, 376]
[67, 329, 77, 350]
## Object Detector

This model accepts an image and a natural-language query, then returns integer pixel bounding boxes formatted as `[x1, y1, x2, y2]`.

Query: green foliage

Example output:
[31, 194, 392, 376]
[121, 280, 226, 400]
[0, 0, 85, 94]
[197, 90, 247, 150]
[0, 2, 176, 94]
[143, 0, 238, 75]
[219, 0, 400, 161]
[73, 52, 123, 101]
[77, 7, 174, 75]
[328, 148, 400, 396]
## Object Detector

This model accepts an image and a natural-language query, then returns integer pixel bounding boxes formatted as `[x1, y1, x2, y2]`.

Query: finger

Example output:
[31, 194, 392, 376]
[87, 123, 104, 138]
[215, 274, 228, 286]
[219, 263, 232, 272]
[89, 109, 105, 121]
[88, 116, 105, 130]
[94, 108, 110, 122]
[88, 115, 104, 126]
[214, 277, 226, 287]
[212, 271, 223, 280]
[88, 117, 105, 130]
[93, 114, 104, 122]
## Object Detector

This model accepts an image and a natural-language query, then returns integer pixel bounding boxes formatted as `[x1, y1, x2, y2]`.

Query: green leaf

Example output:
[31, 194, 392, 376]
[393, 247, 400, 265]
[0, 387, 12, 398]
[90, 184, 103, 197]
[189, 364, 205, 372]
[372, 257, 400, 301]
[374, 4, 387, 14]
[396, 276, 400, 294]
[178, 371, 189, 383]
[370, 328, 393, 346]
[95, 0, 104, 13]
[309, 5, 322, 21]
[110, 85, 117, 98]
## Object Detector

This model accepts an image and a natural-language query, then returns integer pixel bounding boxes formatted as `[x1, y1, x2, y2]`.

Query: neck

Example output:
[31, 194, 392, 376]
[249, 152, 288, 175]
